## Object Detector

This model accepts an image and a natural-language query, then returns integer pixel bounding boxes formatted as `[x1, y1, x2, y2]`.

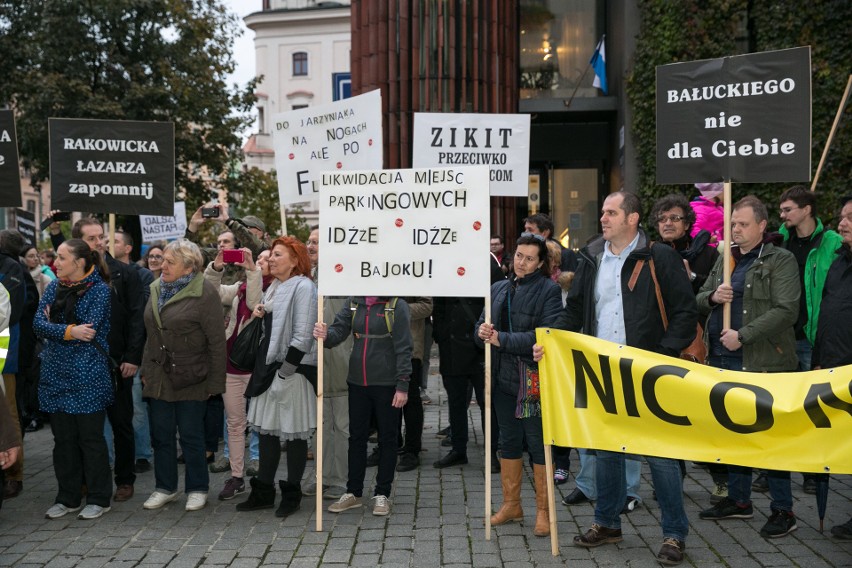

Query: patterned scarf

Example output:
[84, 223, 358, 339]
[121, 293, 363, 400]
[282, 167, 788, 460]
[158, 273, 194, 310]
[50, 267, 96, 325]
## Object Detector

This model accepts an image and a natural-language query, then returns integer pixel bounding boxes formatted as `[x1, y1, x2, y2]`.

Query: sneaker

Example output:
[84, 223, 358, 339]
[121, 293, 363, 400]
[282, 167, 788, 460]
[328, 493, 362, 513]
[421, 391, 432, 404]
[209, 455, 230, 473]
[365, 447, 380, 467]
[699, 497, 754, 520]
[802, 477, 817, 494]
[621, 496, 641, 514]
[78, 504, 110, 520]
[372, 495, 391, 516]
[436, 426, 450, 439]
[323, 486, 347, 500]
[656, 537, 685, 566]
[573, 523, 623, 548]
[553, 469, 569, 485]
[830, 517, 852, 540]
[185, 492, 208, 511]
[710, 481, 728, 503]
[396, 452, 420, 472]
[751, 472, 769, 492]
[245, 460, 259, 477]
[143, 490, 179, 510]
[562, 488, 591, 505]
[218, 477, 245, 501]
[45, 503, 82, 519]
[760, 509, 797, 538]
[303, 483, 324, 496]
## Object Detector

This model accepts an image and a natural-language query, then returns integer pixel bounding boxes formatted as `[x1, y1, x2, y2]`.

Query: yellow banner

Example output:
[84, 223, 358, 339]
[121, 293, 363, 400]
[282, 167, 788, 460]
[537, 329, 852, 474]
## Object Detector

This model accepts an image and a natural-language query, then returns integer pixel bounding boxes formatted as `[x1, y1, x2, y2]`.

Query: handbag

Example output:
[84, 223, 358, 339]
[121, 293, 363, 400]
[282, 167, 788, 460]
[92, 341, 125, 393]
[229, 317, 263, 372]
[515, 358, 542, 419]
[631, 252, 707, 364]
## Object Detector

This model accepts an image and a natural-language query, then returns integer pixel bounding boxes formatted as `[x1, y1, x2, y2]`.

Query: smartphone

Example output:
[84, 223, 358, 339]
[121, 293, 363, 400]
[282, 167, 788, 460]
[201, 206, 220, 218]
[39, 212, 72, 231]
[222, 249, 244, 264]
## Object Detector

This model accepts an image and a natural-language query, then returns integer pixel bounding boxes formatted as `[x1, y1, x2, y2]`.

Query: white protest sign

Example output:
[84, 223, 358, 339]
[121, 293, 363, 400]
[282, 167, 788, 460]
[140, 202, 187, 242]
[318, 166, 491, 297]
[272, 90, 383, 206]
[412, 112, 531, 197]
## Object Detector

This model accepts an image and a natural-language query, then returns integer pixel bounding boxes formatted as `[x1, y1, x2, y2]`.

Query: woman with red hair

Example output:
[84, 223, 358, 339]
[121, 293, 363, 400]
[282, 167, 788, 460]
[236, 237, 318, 518]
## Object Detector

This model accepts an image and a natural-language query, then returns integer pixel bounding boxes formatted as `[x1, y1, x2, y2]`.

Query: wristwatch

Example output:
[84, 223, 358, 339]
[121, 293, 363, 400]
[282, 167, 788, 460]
[737, 332, 744, 344]
[689, 271, 697, 282]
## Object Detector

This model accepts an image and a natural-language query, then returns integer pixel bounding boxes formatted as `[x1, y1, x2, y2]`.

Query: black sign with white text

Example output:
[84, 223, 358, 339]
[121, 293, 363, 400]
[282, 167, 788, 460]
[0, 110, 22, 207]
[15, 209, 36, 246]
[656, 47, 811, 184]
[49, 118, 175, 215]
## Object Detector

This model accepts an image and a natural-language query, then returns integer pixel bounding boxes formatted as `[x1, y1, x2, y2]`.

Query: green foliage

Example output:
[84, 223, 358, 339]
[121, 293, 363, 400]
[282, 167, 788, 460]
[626, 0, 852, 228]
[222, 167, 310, 242]
[0, 0, 257, 206]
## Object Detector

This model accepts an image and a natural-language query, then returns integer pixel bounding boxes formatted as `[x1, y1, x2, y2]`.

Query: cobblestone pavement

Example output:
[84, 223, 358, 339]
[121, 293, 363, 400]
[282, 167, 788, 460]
[1, 357, 850, 567]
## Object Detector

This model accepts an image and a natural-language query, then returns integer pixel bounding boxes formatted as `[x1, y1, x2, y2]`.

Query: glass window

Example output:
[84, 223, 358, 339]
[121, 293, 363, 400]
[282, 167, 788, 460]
[293, 52, 308, 76]
[519, 0, 604, 100]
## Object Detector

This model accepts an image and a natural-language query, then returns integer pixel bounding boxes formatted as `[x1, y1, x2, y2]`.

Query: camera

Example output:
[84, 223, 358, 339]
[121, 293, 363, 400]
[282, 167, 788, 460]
[40, 212, 72, 231]
[201, 206, 220, 218]
[222, 249, 244, 264]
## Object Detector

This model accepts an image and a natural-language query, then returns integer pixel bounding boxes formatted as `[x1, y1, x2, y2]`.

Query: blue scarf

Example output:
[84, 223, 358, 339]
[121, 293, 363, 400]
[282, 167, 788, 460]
[158, 273, 194, 310]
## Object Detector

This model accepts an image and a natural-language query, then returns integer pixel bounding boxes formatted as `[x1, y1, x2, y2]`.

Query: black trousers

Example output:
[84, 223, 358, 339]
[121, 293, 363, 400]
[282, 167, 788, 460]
[51, 411, 112, 507]
[204, 395, 224, 454]
[349, 383, 400, 498]
[442, 371, 498, 455]
[399, 359, 423, 454]
[106, 377, 136, 487]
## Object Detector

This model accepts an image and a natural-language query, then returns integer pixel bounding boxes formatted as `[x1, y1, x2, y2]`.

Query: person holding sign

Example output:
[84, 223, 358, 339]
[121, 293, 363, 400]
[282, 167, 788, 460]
[34, 239, 114, 520]
[697, 196, 800, 538]
[476, 232, 563, 538]
[534, 192, 697, 565]
[314, 297, 413, 517]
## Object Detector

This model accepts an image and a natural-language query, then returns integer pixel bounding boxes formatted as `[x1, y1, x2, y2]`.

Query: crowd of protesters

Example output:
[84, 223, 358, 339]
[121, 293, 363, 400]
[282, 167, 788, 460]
[0, 189, 850, 566]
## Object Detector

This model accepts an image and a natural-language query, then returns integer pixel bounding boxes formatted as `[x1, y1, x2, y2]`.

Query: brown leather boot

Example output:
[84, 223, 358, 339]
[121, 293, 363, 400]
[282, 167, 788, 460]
[533, 464, 550, 536]
[490, 458, 524, 525]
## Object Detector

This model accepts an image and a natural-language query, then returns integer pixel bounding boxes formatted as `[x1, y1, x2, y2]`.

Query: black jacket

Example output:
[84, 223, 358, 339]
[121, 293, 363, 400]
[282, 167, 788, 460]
[552, 229, 697, 357]
[812, 246, 852, 368]
[433, 296, 485, 376]
[663, 231, 719, 294]
[0, 252, 26, 326]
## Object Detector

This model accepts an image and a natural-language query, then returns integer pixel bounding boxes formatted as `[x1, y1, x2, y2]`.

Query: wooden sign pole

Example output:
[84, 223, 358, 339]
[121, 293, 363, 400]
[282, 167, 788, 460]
[315, 296, 324, 532]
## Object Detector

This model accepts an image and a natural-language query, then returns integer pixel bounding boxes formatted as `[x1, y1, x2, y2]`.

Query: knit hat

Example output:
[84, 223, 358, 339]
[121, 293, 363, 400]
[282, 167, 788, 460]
[695, 182, 724, 198]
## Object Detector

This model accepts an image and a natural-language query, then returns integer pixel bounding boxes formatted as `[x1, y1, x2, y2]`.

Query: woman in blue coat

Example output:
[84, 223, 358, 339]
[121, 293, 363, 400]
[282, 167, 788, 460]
[34, 238, 113, 521]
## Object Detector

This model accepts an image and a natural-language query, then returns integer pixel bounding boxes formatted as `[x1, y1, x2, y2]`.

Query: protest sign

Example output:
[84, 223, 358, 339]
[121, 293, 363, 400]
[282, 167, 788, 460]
[318, 166, 491, 297]
[272, 90, 383, 205]
[412, 113, 531, 197]
[49, 118, 175, 215]
[0, 110, 22, 208]
[140, 202, 187, 242]
[15, 209, 36, 246]
[656, 46, 811, 184]
[537, 329, 852, 474]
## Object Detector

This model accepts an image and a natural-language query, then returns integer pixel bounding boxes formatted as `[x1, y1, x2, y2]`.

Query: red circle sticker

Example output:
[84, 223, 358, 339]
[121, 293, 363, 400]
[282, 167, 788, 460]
[457, 267, 466, 276]
[288, 153, 294, 160]
[473, 221, 482, 231]
[395, 218, 404, 228]
[336, 162, 343, 169]
[368, 139, 373, 146]
[334, 264, 343, 273]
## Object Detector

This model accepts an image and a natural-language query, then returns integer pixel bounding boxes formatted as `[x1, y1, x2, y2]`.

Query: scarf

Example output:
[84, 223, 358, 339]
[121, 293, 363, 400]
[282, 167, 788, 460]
[158, 273, 194, 310]
[50, 267, 95, 325]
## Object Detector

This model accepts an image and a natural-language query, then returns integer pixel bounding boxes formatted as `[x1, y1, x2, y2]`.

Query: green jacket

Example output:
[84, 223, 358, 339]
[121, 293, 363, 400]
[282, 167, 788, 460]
[697, 242, 800, 372]
[779, 219, 842, 345]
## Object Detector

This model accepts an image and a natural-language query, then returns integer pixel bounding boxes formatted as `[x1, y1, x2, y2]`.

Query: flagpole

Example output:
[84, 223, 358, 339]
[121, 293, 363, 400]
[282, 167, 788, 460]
[565, 35, 606, 108]
[564, 64, 593, 108]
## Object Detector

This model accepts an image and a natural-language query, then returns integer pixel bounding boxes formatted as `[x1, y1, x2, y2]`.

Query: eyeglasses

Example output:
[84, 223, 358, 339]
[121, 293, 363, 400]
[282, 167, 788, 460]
[779, 206, 799, 214]
[148, 254, 163, 260]
[520, 232, 546, 242]
[657, 215, 685, 224]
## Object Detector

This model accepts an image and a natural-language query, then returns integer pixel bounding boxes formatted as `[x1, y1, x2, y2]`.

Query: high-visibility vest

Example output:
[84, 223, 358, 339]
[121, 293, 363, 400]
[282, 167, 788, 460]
[0, 283, 10, 381]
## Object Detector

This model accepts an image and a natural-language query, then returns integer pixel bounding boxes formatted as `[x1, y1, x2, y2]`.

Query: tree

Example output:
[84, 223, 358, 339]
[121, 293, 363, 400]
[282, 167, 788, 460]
[222, 166, 310, 242]
[0, 0, 256, 205]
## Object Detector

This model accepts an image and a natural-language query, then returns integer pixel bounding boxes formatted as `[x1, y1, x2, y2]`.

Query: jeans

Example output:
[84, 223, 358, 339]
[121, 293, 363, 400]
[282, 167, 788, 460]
[348, 383, 400, 498]
[50, 411, 112, 507]
[148, 398, 208, 494]
[132, 371, 152, 461]
[442, 371, 499, 455]
[795, 338, 812, 371]
[575, 450, 642, 500]
[595, 451, 688, 541]
[493, 388, 545, 465]
[728, 467, 793, 512]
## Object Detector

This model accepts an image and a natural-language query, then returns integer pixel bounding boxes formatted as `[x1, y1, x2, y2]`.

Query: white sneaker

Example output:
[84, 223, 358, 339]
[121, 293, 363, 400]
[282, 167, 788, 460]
[78, 504, 110, 520]
[327, 493, 362, 513]
[143, 491, 178, 510]
[45, 503, 82, 519]
[185, 492, 208, 511]
[372, 495, 390, 516]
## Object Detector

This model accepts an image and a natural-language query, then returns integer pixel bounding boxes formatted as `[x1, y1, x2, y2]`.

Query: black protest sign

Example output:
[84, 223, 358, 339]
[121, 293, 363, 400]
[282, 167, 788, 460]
[0, 110, 22, 208]
[15, 209, 36, 246]
[49, 118, 175, 215]
[656, 46, 811, 184]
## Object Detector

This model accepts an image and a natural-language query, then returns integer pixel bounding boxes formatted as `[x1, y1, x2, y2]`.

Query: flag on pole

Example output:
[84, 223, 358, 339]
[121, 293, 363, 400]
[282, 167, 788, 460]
[590, 35, 608, 95]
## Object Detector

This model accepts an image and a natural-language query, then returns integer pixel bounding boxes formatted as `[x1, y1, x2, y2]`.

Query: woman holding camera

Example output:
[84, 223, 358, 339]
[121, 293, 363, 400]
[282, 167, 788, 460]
[140, 240, 226, 512]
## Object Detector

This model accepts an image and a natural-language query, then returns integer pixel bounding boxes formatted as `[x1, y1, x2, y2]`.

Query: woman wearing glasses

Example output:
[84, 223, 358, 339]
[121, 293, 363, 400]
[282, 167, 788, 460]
[475, 232, 562, 537]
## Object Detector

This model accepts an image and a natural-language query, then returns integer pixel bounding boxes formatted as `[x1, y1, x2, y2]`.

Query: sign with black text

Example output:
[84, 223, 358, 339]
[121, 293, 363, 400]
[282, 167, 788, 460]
[0, 110, 22, 207]
[318, 166, 491, 297]
[140, 202, 187, 242]
[49, 118, 175, 215]
[656, 47, 811, 184]
[15, 209, 36, 246]
[412, 113, 531, 197]
[271, 90, 383, 206]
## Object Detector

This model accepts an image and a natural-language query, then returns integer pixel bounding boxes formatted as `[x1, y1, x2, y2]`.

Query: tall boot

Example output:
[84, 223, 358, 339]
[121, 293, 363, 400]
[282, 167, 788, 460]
[276, 480, 303, 518]
[235, 477, 276, 511]
[490, 458, 524, 525]
[533, 464, 550, 537]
